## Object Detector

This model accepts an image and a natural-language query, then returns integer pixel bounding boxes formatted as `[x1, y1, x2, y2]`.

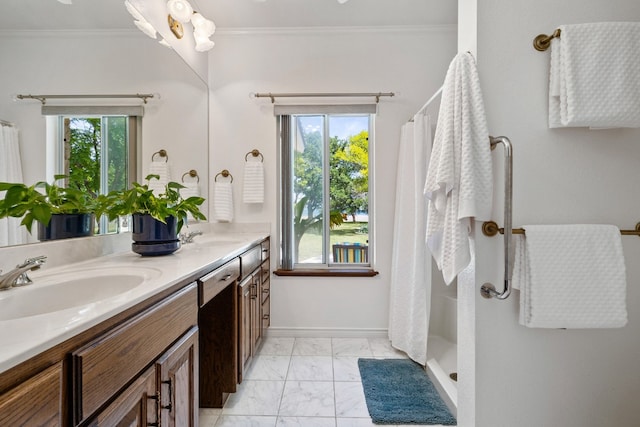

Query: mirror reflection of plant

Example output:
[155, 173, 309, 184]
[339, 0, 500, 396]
[0, 175, 97, 233]
[98, 174, 206, 233]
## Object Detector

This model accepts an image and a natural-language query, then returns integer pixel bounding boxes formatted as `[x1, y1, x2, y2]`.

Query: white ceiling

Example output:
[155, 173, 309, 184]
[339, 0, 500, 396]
[0, 0, 456, 31]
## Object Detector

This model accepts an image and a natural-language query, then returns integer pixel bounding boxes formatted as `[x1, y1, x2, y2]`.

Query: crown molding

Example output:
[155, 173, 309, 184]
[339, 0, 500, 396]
[216, 24, 457, 37]
[0, 29, 142, 39]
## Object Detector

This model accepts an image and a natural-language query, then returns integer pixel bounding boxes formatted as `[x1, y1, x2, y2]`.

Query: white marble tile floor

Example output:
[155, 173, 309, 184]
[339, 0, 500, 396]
[199, 337, 451, 427]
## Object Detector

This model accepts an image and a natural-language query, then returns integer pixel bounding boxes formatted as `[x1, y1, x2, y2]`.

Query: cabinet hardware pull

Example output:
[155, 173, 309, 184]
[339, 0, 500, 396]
[262, 248, 268, 252]
[263, 314, 270, 320]
[162, 379, 173, 412]
[221, 274, 232, 281]
[262, 289, 269, 294]
[148, 392, 160, 426]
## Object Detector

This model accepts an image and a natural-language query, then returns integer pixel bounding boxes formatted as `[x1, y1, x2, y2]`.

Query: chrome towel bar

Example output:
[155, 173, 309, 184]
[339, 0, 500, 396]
[480, 136, 513, 300]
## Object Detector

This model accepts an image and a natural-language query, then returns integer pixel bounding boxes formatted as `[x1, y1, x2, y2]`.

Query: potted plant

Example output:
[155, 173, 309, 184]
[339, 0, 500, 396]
[99, 175, 206, 256]
[0, 175, 97, 241]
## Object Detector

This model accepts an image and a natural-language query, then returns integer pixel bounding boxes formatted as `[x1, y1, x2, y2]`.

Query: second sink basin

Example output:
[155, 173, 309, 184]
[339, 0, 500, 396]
[0, 266, 162, 321]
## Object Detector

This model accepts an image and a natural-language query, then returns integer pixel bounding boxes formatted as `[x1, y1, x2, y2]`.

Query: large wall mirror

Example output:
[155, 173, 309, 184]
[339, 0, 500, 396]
[0, 0, 209, 247]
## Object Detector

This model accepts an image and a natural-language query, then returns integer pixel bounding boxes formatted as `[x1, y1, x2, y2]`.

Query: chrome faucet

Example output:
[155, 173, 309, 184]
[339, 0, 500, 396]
[179, 230, 203, 244]
[0, 256, 47, 291]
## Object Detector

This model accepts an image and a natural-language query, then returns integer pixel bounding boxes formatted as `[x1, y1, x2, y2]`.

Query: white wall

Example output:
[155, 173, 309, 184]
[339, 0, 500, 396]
[209, 26, 456, 331]
[0, 31, 209, 218]
[472, 1, 640, 426]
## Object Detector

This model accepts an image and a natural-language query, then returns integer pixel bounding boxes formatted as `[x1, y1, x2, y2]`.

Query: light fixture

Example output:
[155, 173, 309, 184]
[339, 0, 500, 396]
[168, 15, 184, 39]
[167, 0, 194, 23]
[166, 0, 216, 52]
[125, 0, 157, 39]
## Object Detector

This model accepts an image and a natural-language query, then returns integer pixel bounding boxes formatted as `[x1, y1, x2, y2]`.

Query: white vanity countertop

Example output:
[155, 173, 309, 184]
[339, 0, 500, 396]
[0, 231, 269, 374]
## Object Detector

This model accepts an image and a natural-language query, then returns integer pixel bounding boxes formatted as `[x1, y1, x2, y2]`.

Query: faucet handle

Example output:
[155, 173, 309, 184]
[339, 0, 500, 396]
[14, 273, 33, 287]
[18, 255, 47, 268]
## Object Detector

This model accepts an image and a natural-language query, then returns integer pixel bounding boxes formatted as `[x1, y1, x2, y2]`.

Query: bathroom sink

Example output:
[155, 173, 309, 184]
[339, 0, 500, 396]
[0, 266, 162, 321]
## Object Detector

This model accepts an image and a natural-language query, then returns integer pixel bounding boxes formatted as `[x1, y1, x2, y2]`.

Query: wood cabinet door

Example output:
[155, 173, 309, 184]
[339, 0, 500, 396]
[156, 327, 199, 427]
[238, 275, 253, 382]
[250, 273, 262, 353]
[89, 366, 157, 427]
[0, 362, 62, 427]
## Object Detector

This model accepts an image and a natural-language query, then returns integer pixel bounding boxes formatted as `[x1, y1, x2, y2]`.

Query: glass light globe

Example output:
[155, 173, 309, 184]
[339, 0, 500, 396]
[195, 39, 215, 52]
[193, 32, 215, 52]
[134, 20, 157, 39]
[124, 0, 145, 21]
[159, 38, 173, 49]
[167, 0, 194, 23]
[191, 13, 216, 37]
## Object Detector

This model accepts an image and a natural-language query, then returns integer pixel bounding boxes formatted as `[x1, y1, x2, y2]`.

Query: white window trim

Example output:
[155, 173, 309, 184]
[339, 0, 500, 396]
[276, 105, 376, 273]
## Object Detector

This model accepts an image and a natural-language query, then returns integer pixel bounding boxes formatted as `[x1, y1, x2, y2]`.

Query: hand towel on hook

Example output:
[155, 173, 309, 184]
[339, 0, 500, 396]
[424, 51, 493, 285]
[213, 182, 234, 222]
[513, 224, 628, 329]
[243, 160, 264, 204]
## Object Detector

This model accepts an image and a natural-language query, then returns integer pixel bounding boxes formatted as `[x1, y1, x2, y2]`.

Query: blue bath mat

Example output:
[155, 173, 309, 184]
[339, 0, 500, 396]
[358, 358, 457, 425]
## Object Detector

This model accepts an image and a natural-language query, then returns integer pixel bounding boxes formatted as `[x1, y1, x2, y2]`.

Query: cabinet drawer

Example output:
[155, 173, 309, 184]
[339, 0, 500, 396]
[261, 239, 270, 262]
[72, 283, 198, 423]
[199, 258, 240, 307]
[240, 246, 261, 279]
[0, 362, 62, 427]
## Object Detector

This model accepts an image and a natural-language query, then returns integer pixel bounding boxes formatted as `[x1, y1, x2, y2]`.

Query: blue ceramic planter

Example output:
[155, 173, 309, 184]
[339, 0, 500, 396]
[38, 213, 95, 241]
[131, 213, 180, 256]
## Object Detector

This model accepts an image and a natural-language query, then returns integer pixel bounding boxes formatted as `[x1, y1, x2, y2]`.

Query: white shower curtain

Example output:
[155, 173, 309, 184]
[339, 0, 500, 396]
[0, 124, 28, 246]
[388, 113, 432, 365]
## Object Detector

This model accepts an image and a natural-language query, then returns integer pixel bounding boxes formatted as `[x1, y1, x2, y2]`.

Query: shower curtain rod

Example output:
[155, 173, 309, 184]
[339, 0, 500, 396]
[15, 93, 155, 105]
[409, 85, 443, 122]
[0, 119, 15, 127]
[253, 92, 395, 103]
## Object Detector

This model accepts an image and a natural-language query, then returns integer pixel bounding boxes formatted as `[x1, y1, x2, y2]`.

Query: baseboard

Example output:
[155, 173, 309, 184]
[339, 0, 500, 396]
[265, 327, 388, 339]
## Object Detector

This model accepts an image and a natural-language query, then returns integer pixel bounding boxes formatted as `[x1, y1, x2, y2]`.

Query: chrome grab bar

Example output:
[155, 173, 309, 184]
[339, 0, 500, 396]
[481, 136, 513, 300]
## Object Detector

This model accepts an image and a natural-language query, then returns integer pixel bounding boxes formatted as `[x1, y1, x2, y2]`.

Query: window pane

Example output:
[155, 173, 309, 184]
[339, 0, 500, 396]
[66, 117, 101, 196]
[293, 115, 325, 264]
[104, 116, 128, 193]
[63, 115, 130, 235]
[328, 116, 369, 264]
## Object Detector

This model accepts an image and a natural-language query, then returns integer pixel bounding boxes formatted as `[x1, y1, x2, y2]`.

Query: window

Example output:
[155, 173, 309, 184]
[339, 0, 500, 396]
[276, 105, 377, 276]
[43, 110, 141, 234]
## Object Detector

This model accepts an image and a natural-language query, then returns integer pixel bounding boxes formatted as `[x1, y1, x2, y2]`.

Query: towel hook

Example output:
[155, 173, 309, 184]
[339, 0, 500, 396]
[215, 169, 234, 183]
[481, 136, 513, 300]
[181, 169, 200, 183]
[245, 149, 264, 162]
[152, 149, 168, 162]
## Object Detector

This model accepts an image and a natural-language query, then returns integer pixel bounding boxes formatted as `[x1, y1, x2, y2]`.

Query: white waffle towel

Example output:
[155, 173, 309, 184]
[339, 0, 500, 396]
[549, 22, 640, 128]
[213, 182, 234, 222]
[424, 52, 493, 285]
[513, 225, 628, 329]
[179, 182, 201, 199]
[148, 161, 170, 196]
[242, 161, 264, 204]
[180, 182, 201, 221]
